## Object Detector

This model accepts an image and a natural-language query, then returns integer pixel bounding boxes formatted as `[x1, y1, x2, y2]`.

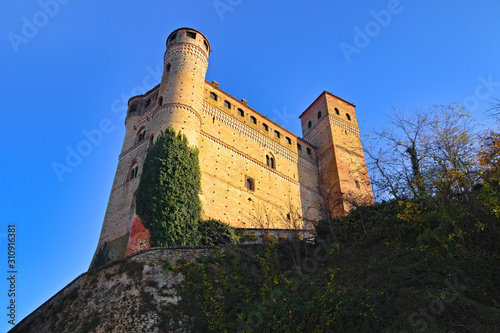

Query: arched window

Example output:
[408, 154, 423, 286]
[306, 147, 312, 155]
[224, 100, 231, 109]
[346, 113, 351, 121]
[238, 108, 244, 117]
[266, 154, 275, 169]
[210, 92, 217, 101]
[317, 111, 322, 119]
[166, 63, 171, 73]
[245, 177, 255, 191]
[262, 123, 269, 131]
[335, 108, 340, 115]
[128, 164, 139, 181]
[158, 96, 163, 106]
[250, 116, 257, 124]
[136, 128, 146, 144]
[308, 120, 312, 129]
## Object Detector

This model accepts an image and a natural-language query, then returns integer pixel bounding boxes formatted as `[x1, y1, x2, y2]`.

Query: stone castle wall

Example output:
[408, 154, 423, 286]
[91, 28, 373, 265]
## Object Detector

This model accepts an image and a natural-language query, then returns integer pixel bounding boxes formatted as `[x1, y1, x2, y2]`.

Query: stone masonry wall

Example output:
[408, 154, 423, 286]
[10, 247, 211, 333]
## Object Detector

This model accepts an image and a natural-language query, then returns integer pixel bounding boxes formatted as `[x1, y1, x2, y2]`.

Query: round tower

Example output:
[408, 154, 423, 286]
[157, 27, 210, 146]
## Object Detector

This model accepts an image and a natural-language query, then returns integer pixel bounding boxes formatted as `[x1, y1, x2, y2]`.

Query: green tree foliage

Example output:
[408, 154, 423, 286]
[198, 219, 238, 245]
[136, 128, 202, 247]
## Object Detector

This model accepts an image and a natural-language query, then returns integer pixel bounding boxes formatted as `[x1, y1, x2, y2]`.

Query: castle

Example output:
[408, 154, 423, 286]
[91, 28, 373, 265]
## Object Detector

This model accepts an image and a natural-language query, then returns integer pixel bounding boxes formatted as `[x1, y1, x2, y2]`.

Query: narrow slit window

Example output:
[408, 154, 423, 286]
[308, 120, 312, 129]
[266, 155, 275, 169]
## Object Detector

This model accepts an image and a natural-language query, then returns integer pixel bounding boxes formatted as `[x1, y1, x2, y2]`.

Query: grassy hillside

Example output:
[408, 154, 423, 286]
[164, 195, 500, 332]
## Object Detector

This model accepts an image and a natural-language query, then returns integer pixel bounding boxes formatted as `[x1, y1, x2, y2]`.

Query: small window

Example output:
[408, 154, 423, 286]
[266, 155, 275, 169]
[335, 108, 340, 115]
[148, 134, 154, 148]
[145, 99, 151, 108]
[263, 123, 269, 131]
[346, 113, 351, 121]
[308, 120, 312, 129]
[169, 33, 176, 42]
[355, 180, 360, 189]
[237, 108, 244, 117]
[130, 104, 137, 112]
[224, 100, 231, 109]
[166, 63, 171, 73]
[128, 165, 139, 181]
[274, 130, 281, 138]
[286, 137, 292, 144]
[318, 111, 322, 119]
[186, 31, 196, 39]
[131, 191, 137, 207]
[286, 213, 291, 220]
[245, 177, 255, 191]
[158, 96, 163, 106]
[306, 147, 312, 155]
[210, 92, 217, 101]
[297, 143, 302, 151]
[250, 116, 257, 124]
[136, 129, 146, 143]
[203, 40, 209, 51]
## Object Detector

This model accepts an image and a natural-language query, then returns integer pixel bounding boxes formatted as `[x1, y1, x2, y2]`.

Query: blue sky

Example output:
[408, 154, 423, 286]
[1, 0, 500, 329]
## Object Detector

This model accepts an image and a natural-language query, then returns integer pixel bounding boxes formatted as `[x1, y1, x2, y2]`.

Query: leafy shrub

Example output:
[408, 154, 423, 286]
[136, 128, 201, 247]
[198, 219, 238, 245]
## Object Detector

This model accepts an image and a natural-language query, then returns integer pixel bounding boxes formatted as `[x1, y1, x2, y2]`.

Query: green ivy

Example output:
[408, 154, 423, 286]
[136, 128, 202, 247]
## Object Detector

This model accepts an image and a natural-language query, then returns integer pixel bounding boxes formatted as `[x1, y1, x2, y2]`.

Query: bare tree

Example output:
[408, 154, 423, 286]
[366, 103, 480, 202]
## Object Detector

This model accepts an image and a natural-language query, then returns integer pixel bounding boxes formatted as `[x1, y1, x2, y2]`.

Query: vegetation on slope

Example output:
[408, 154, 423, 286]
[159, 105, 500, 331]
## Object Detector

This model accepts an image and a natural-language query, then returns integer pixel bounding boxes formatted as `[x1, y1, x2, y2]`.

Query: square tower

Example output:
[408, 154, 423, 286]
[300, 92, 373, 215]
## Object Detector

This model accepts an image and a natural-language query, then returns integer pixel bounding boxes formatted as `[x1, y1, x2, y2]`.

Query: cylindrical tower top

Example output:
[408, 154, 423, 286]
[166, 27, 210, 55]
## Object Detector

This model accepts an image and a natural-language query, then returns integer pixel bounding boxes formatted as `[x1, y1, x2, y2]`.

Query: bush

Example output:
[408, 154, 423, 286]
[198, 219, 238, 245]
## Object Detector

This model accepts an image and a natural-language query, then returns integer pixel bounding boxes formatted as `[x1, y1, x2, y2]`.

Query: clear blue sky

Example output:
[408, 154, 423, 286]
[1, 0, 499, 329]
